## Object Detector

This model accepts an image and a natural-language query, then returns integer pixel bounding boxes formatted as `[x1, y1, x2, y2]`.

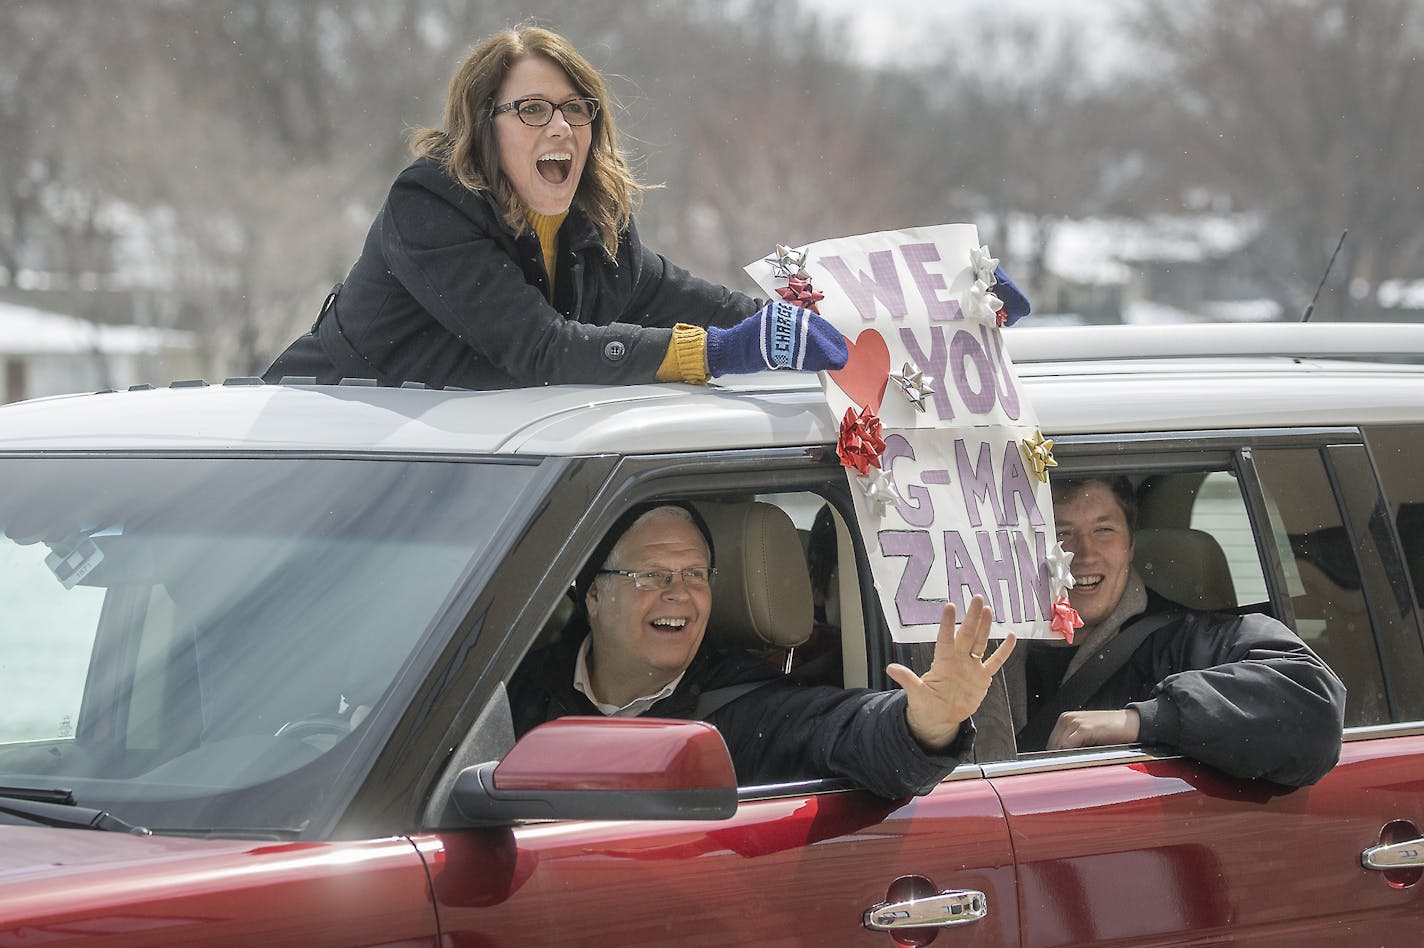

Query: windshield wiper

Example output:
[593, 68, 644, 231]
[0, 786, 151, 835]
[0, 784, 78, 805]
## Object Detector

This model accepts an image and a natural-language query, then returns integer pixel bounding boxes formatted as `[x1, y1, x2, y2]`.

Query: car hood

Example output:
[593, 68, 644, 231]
[0, 825, 431, 931]
[0, 825, 265, 881]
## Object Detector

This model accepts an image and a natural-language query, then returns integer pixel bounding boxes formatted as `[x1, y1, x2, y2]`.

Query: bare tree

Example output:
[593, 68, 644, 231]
[1130, 0, 1424, 320]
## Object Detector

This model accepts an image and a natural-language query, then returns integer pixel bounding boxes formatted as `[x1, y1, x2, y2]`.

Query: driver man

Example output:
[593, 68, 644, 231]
[508, 502, 1016, 799]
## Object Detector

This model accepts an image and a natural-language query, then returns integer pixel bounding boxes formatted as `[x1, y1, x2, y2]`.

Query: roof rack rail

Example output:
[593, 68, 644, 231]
[1004, 322, 1424, 364]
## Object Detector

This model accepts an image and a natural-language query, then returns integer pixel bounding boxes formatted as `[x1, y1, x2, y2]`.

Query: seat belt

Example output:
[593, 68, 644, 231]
[693, 679, 778, 720]
[1018, 612, 1180, 751]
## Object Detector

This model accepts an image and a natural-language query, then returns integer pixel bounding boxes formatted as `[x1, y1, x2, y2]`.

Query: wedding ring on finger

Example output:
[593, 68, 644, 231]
[970, 651, 984, 662]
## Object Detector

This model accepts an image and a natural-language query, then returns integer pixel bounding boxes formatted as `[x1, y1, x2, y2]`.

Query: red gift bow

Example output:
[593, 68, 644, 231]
[1050, 593, 1084, 643]
[837, 405, 886, 476]
[775, 274, 825, 312]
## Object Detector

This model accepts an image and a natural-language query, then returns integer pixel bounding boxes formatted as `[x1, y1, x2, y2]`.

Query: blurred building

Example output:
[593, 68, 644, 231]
[0, 298, 197, 404]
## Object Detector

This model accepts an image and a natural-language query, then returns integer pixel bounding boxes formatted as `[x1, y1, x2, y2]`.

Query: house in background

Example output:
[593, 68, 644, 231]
[1017, 213, 1424, 326]
[0, 299, 196, 404]
[1018, 213, 1283, 326]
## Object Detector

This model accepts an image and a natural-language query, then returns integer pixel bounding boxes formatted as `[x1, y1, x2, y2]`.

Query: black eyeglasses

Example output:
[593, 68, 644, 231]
[492, 96, 600, 127]
[597, 567, 717, 590]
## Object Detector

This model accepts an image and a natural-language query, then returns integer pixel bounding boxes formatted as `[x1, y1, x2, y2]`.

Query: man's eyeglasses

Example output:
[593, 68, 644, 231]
[598, 567, 717, 590]
[492, 96, 600, 127]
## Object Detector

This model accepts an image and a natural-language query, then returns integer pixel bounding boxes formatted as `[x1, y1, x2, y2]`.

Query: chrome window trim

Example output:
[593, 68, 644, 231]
[980, 746, 1172, 779]
[1343, 721, 1424, 741]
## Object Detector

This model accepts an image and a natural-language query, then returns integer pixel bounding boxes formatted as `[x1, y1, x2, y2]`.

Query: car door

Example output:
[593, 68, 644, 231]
[415, 462, 1021, 945]
[990, 432, 1424, 946]
[418, 777, 1016, 946]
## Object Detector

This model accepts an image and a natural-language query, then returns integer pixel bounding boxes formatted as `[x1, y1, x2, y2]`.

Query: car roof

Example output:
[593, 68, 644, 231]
[2, 323, 1423, 457]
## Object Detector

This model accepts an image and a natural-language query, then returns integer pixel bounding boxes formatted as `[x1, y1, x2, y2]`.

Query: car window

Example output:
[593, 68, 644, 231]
[1251, 447, 1388, 727]
[984, 443, 1390, 762]
[0, 455, 537, 835]
[1185, 470, 1274, 605]
[1366, 423, 1424, 609]
[0, 540, 105, 743]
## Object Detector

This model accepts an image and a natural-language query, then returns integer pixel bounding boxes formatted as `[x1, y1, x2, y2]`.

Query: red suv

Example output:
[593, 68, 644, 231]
[1, 323, 1422, 945]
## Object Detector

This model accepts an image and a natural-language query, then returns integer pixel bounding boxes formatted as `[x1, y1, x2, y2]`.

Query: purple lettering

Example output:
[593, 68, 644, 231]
[943, 530, 987, 613]
[901, 242, 958, 321]
[822, 251, 908, 320]
[879, 530, 944, 625]
[980, 325, 1022, 421]
[1013, 529, 1052, 621]
[977, 529, 1022, 623]
[999, 439, 1047, 526]
[950, 329, 997, 416]
[953, 438, 1005, 528]
[899, 326, 954, 422]
[883, 434, 934, 527]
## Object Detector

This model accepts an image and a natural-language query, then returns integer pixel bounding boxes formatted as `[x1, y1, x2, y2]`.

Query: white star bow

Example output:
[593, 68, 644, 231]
[763, 244, 810, 281]
[889, 362, 936, 412]
[861, 468, 904, 514]
[965, 279, 1004, 323]
[970, 244, 1000, 286]
[1047, 541, 1076, 597]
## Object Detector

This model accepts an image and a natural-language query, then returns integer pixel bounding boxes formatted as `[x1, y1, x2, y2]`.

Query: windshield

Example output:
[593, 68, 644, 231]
[0, 455, 536, 837]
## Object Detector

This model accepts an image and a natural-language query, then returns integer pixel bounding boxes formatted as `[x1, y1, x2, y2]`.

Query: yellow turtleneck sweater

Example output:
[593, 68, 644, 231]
[524, 209, 708, 384]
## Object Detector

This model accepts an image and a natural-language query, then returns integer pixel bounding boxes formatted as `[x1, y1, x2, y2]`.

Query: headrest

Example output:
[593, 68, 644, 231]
[695, 500, 812, 650]
[1133, 526, 1237, 612]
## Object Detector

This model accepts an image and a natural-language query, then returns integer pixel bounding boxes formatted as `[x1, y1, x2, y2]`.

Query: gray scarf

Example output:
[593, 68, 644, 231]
[997, 568, 1149, 734]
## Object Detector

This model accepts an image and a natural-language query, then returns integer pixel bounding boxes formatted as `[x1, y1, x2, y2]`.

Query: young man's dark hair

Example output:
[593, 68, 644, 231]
[1050, 475, 1138, 533]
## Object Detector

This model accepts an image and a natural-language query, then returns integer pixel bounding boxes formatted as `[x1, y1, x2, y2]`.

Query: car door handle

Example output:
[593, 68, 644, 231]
[863, 890, 987, 930]
[1362, 837, 1424, 870]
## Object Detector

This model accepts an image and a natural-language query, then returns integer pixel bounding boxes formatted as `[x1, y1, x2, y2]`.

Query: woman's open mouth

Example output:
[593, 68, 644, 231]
[537, 153, 573, 184]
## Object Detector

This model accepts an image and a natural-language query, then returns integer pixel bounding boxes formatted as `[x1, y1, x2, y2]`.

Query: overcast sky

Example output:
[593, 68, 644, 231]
[814, 0, 1132, 66]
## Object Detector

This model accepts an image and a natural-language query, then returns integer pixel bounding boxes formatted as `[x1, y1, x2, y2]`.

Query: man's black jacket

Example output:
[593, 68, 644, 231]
[1023, 589, 1346, 787]
[507, 634, 972, 800]
[263, 157, 755, 389]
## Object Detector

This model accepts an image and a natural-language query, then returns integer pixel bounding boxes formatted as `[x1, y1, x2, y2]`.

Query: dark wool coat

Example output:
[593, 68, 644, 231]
[1026, 589, 1346, 787]
[507, 634, 973, 800]
[263, 157, 757, 389]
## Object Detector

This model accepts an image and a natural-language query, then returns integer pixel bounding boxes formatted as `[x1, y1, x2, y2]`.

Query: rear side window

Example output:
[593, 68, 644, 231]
[1365, 424, 1424, 609]
[1252, 448, 1387, 727]
[1186, 471, 1270, 606]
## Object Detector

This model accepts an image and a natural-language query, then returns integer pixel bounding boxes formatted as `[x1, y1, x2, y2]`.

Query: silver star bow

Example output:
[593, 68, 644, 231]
[965, 279, 1004, 323]
[889, 361, 936, 412]
[763, 243, 810, 281]
[861, 468, 904, 514]
[1047, 541, 1076, 596]
[970, 244, 1000, 285]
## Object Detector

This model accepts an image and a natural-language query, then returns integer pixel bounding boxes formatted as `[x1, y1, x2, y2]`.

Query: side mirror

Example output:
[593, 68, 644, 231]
[451, 717, 737, 824]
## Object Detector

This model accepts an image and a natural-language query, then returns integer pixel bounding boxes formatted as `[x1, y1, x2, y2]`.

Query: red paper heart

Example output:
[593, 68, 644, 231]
[828, 329, 890, 412]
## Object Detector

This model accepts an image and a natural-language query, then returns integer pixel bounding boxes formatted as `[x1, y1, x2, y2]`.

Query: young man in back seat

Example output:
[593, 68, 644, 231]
[1007, 475, 1345, 787]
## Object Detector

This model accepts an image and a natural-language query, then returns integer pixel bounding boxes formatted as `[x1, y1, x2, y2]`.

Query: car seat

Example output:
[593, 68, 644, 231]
[695, 500, 812, 669]
[1133, 526, 1237, 612]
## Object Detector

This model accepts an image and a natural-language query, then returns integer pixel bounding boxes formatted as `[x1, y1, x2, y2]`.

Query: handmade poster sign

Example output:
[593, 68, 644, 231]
[745, 225, 1078, 643]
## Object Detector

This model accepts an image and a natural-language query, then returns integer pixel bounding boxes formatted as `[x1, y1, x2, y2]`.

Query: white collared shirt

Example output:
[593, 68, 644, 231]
[573, 635, 684, 717]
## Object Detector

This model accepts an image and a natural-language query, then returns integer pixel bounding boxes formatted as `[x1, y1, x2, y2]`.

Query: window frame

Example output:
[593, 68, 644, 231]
[1054, 426, 1424, 732]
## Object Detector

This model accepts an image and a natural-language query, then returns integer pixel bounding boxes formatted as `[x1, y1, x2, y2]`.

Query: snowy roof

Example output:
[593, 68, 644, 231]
[1006, 213, 1265, 288]
[0, 300, 193, 356]
[1379, 280, 1424, 311]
